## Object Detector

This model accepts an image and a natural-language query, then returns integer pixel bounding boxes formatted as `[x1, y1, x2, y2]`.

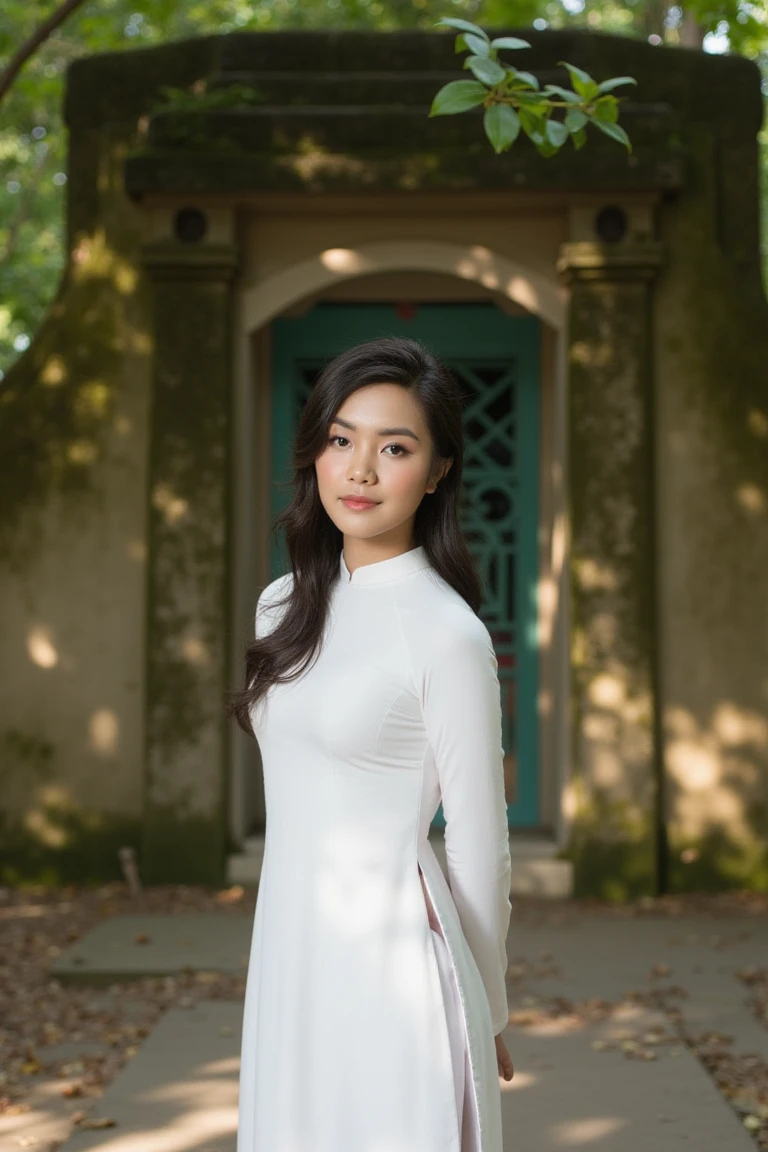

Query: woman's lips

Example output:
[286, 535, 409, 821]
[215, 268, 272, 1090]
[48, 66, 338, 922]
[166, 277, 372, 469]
[341, 497, 379, 510]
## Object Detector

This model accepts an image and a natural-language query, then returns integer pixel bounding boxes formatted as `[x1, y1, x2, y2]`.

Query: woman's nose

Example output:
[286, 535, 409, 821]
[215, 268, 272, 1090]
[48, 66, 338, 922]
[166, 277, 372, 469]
[348, 454, 376, 480]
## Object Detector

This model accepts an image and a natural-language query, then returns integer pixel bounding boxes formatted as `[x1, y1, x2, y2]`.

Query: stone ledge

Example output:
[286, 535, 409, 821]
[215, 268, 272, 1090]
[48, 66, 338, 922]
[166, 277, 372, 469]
[227, 833, 574, 899]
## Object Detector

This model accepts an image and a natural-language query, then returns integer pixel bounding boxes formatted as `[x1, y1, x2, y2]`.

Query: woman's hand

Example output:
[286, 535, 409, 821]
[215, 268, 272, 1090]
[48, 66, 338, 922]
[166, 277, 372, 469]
[495, 1032, 514, 1081]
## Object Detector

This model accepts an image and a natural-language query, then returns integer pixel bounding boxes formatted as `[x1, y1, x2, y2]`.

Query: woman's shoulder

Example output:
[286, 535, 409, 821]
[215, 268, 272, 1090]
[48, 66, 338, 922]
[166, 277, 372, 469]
[401, 569, 494, 656]
[258, 570, 294, 607]
[255, 571, 294, 637]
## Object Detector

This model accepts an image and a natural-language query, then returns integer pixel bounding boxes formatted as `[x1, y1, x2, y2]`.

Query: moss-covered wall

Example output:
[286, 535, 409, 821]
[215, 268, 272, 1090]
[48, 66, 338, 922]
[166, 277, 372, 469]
[0, 43, 224, 885]
[654, 122, 768, 893]
[557, 249, 662, 900]
[0, 174, 153, 884]
[141, 245, 237, 884]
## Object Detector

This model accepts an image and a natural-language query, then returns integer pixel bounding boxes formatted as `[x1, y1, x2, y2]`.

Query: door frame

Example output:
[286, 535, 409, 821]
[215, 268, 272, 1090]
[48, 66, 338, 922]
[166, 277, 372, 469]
[229, 239, 570, 855]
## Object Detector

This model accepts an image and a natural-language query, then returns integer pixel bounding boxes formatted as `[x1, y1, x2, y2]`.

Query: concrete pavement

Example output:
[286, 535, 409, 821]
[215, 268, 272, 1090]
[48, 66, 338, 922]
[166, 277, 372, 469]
[4, 908, 766, 1151]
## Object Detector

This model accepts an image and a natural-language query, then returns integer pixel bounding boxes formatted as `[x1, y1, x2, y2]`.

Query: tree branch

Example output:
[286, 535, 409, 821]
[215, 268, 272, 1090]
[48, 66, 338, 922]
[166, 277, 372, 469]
[0, 0, 89, 106]
[0, 149, 52, 268]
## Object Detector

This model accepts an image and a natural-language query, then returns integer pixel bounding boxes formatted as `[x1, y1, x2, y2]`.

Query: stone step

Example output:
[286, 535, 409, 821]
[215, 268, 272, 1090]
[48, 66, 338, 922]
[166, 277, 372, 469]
[227, 832, 574, 898]
[49, 914, 252, 986]
[56, 1000, 241, 1152]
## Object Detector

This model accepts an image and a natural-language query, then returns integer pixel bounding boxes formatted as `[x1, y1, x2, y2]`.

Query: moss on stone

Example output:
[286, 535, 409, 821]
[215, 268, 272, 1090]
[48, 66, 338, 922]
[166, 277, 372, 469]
[562, 264, 660, 901]
[567, 836, 656, 902]
[139, 269, 234, 883]
[141, 804, 227, 885]
[0, 270, 120, 563]
[0, 810, 143, 887]
[653, 120, 768, 896]
[667, 824, 768, 894]
[564, 780, 656, 899]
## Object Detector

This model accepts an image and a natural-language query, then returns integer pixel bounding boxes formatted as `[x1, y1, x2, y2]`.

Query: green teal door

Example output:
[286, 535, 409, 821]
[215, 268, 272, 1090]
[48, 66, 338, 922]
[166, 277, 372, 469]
[270, 302, 540, 828]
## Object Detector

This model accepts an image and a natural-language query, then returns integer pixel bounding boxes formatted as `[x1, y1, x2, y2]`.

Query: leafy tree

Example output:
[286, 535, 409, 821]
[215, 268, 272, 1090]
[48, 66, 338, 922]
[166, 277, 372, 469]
[0, 0, 88, 105]
[1, 0, 487, 376]
[1, 0, 766, 379]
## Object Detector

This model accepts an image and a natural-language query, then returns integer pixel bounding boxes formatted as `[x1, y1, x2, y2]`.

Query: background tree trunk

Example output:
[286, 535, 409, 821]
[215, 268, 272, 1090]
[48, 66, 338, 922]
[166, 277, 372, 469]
[679, 7, 707, 48]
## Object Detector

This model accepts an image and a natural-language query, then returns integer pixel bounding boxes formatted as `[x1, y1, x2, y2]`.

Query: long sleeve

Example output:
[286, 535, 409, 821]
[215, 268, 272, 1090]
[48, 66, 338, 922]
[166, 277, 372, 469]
[254, 573, 292, 640]
[420, 622, 512, 1035]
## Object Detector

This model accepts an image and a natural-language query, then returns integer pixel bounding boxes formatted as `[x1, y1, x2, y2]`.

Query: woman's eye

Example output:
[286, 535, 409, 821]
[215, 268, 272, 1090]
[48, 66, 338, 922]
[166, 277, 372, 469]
[327, 435, 408, 457]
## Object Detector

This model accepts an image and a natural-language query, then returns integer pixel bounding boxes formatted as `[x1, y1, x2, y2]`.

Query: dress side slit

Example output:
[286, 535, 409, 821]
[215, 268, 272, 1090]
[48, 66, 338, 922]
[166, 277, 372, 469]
[419, 863, 481, 1152]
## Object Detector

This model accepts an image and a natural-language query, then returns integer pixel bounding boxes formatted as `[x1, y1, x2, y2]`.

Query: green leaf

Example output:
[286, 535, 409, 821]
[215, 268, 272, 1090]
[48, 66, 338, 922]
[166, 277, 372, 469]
[543, 84, 583, 104]
[558, 60, 599, 101]
[455, 34, 467, 54]
[429, 80, 489, 116]
[464, 33, 490, 57]
[489, 36, 531, 50]
[535, 138, 560, 158]
[483, 104, 521, 152]
[545, 119, 569, 147]
[597, 76, 637, 95]
[510, 70, 540, 90]
[571, 127, 588, 150]
[590, 117, 632, 152]
[592, 96, 619, 122]
[465, 56, 507, 86]
[565, 108, 588, 133]
[435, 17, 489, 40]
[518, 106, 546, 144]
[557, 61, 593, 89]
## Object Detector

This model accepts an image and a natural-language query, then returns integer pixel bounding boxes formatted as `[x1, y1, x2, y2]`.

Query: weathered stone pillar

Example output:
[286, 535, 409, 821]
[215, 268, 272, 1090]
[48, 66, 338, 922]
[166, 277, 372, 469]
[557, 212, 664, 899]
[140, 207, 238, 884]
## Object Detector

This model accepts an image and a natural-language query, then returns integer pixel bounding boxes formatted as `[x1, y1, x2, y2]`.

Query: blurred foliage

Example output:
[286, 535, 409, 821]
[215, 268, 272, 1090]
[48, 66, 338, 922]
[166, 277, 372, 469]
[0, 0, 767, 377]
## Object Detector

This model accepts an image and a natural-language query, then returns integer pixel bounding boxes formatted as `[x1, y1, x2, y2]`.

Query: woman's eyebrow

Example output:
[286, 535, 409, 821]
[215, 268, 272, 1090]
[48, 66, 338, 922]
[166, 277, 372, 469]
[331, 416, 421, 442]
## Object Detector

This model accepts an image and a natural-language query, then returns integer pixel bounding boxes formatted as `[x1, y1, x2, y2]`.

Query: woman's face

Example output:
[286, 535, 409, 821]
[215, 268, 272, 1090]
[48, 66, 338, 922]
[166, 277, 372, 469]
[315, 383, 452, 552]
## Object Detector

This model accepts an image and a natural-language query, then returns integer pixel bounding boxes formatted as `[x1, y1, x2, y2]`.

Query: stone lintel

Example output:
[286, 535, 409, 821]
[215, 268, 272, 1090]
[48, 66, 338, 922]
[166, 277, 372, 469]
[140, 240, 239, 281]
[557, 240, 665, 283]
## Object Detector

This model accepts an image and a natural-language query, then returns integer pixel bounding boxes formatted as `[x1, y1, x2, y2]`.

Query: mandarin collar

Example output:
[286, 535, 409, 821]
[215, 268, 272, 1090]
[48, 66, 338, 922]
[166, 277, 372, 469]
[339, 545, 431, 586]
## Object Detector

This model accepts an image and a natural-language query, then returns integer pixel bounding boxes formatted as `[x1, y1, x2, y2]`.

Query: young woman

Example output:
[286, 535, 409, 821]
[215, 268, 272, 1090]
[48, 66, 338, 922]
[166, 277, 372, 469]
[230, 335, 514, 1152]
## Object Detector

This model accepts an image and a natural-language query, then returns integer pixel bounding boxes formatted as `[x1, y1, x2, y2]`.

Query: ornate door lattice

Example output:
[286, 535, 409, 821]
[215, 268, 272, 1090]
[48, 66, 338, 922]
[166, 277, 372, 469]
[271, 303, 539, 827]
[452, 361, 524, 819]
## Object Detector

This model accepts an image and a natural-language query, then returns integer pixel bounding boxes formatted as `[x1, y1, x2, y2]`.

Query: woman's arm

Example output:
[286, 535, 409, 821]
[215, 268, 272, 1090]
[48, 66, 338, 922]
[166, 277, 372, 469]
[420, 623, 513, 1036]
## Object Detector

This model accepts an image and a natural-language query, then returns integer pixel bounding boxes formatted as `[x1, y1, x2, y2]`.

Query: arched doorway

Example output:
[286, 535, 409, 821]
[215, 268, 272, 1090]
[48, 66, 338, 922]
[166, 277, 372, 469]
[229, 243, 568, 882]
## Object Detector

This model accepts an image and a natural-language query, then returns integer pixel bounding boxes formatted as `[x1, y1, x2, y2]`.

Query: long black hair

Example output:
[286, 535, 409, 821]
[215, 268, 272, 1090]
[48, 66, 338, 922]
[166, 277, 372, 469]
[227, 335, 483, 737]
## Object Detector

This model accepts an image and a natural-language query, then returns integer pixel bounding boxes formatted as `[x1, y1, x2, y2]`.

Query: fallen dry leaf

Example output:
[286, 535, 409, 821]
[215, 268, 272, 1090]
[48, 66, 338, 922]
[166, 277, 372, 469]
[61, 1083, 86, 1098]
[0, 882, 252, 1125]
[60, 1061, 84, 1076]
[216, 885, 245, 904]
[1, 1102, 30, 1116]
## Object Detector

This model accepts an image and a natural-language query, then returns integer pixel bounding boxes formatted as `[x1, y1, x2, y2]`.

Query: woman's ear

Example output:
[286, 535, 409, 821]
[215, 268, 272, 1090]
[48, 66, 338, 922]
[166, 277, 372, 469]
[426, 457, 453, 494]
